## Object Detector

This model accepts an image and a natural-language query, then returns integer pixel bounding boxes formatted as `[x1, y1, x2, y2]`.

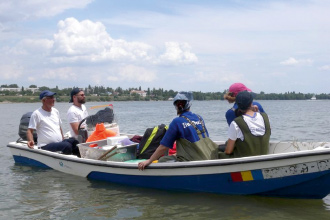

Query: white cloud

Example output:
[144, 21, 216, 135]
[1, 1, 329, 93]
[280, 57, 313, 66]
[51, 18, 162, 64]
[50, 18, 197, 66]
[118, 65, 156, 82]
[159, 42, 198, 65]
[280, 57, 299, 65]
[106, 76, 119, 82]
[42, 67, 77, 80]
[0, 64, 23, 79]
[53, 18, 111, 56]
[270, 72, 287, 77]
[187, 71, 243, 84]
[319, 65, 330, 71]
[0, 0, 93, 22]
[0, 17, 198, 88]
[28, 76, 36, 82]
[105, 40, 153, 61]
[16, 39, 54, 54]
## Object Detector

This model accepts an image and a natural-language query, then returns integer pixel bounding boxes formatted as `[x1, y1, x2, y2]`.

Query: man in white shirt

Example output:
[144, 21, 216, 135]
[67, 88, 89, 140]
[219, 91, 271, 158]
[27, 90, 79, 155]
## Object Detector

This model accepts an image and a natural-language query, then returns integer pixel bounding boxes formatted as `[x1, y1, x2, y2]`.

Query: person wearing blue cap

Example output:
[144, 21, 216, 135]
[219, 91, 271, 159]
[26, 90, 79, 156]
[138, 91, 218, 170]
[67, 88, 88, 140]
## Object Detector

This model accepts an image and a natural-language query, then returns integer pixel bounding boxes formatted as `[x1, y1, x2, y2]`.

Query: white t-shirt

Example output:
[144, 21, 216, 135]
[228, 112, 266, 141]
[28, 107, 63, 147]
[67, 104, 89, 138]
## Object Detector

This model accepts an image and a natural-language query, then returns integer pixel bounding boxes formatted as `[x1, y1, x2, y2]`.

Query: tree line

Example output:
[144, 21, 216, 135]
[0, 84, 329, 102]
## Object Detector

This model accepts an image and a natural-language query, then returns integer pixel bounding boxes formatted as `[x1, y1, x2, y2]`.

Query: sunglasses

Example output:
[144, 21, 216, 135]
[45, 96, 55, 99]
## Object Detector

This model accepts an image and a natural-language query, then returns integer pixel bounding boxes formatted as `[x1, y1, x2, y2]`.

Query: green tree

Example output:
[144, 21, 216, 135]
[9, 84, 19, 88]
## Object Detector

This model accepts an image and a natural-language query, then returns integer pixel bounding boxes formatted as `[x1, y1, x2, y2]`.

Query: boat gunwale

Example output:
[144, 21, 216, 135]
[7, 142, 330, 170]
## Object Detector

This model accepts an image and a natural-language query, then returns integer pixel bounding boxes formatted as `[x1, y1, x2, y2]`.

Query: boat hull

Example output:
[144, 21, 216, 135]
[8, 142, 330, 199]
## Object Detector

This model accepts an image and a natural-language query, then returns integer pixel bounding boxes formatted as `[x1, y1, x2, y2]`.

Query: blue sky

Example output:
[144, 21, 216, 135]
[0, 0, 329, 93]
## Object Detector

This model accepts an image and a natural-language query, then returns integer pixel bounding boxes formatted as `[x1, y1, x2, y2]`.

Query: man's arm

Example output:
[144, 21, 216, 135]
[60, 127, 64, 140]
[26, 128, 35, 149]
[70, 122, 80, 136]
[224, 139, 236, 154]
[138, 145, 169, 170]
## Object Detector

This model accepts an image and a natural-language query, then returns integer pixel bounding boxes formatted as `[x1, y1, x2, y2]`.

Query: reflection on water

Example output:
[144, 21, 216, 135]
[7, 164, 330, 219]
[1, 101, 330, 219]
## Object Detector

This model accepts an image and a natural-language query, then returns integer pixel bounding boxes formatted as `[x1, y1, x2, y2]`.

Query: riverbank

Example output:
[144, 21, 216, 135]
[1, 95, 329, 103]
[0, 95, 149, 103]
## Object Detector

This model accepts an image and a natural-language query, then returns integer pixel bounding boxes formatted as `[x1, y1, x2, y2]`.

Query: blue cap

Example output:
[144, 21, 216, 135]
[39, 90, 56, 100]
[236, 91, 253, 110]
[70, 88, 82, 103]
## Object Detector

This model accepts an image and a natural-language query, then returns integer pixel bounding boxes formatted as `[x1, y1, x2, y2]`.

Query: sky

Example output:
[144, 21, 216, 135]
[0, 0, 329, 93]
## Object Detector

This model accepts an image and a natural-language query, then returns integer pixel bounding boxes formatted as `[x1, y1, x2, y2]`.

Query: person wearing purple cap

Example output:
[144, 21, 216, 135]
[223, 83, 265, 126]
[67, 88, 88, 140]
[219, 91, 271, 159]
[26, 90, 79, 156]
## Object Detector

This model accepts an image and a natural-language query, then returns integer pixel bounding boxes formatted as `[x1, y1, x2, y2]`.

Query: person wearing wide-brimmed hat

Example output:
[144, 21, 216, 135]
[219, 91, 271, 159]
[27, 90, 79, 155]
[224, 83, 265, 126]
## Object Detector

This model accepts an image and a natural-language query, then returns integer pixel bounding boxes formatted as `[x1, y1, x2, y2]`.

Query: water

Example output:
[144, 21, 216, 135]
[1, 100, 330, 219]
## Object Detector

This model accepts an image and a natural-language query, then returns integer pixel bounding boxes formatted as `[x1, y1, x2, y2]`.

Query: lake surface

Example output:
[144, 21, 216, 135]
[1, 100, 330, 219]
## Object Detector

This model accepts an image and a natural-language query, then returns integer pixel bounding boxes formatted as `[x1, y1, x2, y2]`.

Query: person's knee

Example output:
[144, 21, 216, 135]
[61, 142, 73, 154]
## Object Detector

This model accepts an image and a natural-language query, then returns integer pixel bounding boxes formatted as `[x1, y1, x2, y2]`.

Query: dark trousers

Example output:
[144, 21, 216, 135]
[41, 138, 80, 157]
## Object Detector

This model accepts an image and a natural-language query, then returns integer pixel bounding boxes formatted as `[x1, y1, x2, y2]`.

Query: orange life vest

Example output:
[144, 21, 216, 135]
[86, 123, 117, 147]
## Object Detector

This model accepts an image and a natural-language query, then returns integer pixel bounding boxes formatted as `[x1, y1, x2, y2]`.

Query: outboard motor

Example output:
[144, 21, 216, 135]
[86, 107, 114, 129]
[18, 112, 37, 143]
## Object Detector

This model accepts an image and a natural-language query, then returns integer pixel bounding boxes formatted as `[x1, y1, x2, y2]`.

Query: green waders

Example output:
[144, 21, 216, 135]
[159, 115, 218, 162]
[219, 112, 271, 159]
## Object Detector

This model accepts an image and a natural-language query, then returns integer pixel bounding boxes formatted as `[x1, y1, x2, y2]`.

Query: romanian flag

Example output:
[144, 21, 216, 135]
[231, 170, 264, 182]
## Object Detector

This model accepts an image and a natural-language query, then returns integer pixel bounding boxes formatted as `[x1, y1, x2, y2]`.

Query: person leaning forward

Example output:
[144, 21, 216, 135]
[219, 91, 271, 159]
[26, 90, 79, 156]
[224, 83, 265, 126]
[138, 91, 218, 170]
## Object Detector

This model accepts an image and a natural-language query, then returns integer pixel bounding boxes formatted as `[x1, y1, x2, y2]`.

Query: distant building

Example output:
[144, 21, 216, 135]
[0, 87, 39, 93]
[0, 88, 20, 92]
[25, 88, 39, 93]
[130, 90, 147, 97]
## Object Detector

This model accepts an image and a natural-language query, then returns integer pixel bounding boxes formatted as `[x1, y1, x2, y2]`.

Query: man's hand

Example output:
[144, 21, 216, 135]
[251, 105, 259, 112]
[26, 128, 35, 149]
[138, 160, 152, 171]
[137, 145, 169, 170]
[27, 140, 35, 149]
